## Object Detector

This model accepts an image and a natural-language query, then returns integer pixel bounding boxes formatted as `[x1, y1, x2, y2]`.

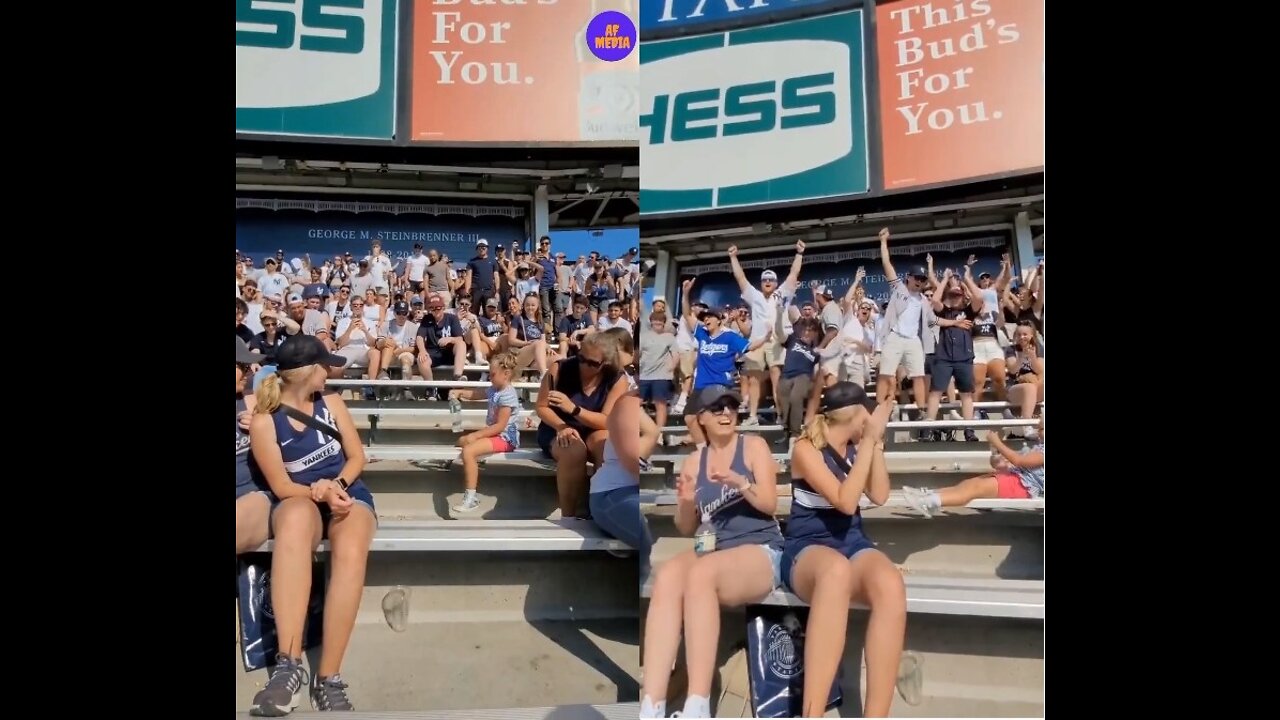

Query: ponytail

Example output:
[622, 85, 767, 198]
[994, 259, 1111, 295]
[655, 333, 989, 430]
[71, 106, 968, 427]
[255, 372, 283, 414]
[803, 413, 832, 451]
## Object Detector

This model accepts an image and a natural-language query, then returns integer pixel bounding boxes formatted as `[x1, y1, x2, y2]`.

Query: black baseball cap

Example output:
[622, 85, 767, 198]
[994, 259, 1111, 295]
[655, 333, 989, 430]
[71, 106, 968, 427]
[393, 301, 409, 314]
[236, 338, 264, 365]
[275, 335, 346, 371]
[907, 266, 929, 280]
[696, 385, 742, 408]
[818, 381, 876, 414]
[627, 246, 637, 255]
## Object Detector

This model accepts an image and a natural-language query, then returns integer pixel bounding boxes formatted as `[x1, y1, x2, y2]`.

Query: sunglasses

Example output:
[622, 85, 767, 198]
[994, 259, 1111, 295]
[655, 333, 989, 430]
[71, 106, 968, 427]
[701, 401, 740, 416]
[262, 320, 278, 326]
[395, 311, 407, 316]
[339, 287, 351, 292]
[579, 357, 605, 368]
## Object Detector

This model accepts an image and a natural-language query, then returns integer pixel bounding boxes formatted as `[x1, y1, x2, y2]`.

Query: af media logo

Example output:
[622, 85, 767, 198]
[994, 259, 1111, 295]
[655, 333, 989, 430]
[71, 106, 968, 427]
[639, 10, 869, 215]
[236, 0, 399, 140]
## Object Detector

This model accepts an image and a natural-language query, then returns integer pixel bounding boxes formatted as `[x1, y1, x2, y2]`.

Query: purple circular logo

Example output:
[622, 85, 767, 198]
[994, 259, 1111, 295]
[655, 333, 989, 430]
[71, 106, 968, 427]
[585, 11, 636, 62]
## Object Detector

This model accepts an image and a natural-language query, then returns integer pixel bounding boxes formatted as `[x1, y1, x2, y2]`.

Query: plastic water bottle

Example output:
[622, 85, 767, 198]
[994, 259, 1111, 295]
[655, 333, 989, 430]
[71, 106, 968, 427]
[449, 396, 463, 433]
[694, 512, 716, 556]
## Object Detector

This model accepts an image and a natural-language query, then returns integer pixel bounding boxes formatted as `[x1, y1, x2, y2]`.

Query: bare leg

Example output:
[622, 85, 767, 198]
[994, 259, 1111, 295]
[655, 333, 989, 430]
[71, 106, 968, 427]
[986, 359, 1008, 401]
[683, 546, 776, 699]
[450, 340, 467, 378]
[911, 375, 927, 410]
[269, 497, 324, 658]
[551, 435, 588, 516]
[365, 348, 383, 379]
[848, 551, 907, 717]
[417, 354, 434, 382]
[235, 492, 271, 554]
[640, 550, 697, 704]
[654, 400, 668, 436]
[937, 474, 1001, 506]
[789, 546, 853, 719]
[683, 414, 705, 446]
[461, 439, 491, 491]
[317, 504, 377, 677]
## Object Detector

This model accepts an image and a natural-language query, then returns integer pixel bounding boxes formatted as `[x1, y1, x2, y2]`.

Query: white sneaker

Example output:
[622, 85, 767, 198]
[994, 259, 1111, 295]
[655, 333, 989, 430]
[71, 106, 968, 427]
[900, 486, 934, 519]
[452, 494, 482, 514]
[742, 415, 760, 427]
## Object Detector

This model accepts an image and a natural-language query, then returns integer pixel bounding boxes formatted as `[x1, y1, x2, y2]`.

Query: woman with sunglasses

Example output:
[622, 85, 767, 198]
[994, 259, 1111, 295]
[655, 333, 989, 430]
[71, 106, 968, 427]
[640, 385, 782, 720]
[535, 332, 628, 518]
[782, 382, 904, 718]
[237, 340, 271, 554]
[247, 335, 377, 715]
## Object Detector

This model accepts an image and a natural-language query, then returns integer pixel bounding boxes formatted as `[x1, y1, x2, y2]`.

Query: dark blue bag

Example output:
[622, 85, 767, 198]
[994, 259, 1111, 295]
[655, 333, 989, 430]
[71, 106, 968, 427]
[746, 604, 843, 718]
[237, 552, 326, 672]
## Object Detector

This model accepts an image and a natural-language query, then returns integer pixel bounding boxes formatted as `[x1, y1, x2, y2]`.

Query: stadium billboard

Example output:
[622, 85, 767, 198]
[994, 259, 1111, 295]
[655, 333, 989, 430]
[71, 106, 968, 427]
[410, 0, 638, 144]
[877, 0, 1044, 189]
[639, 0, 852, 37]
[639, 10, 869, 216]
[236, 0, 400, 140]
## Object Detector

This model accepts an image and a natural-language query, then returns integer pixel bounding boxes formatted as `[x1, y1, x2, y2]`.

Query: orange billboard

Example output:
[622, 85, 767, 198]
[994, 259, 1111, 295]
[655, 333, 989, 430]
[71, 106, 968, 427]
[877, 0, 1044, 189]
[411, 0, 637, 143]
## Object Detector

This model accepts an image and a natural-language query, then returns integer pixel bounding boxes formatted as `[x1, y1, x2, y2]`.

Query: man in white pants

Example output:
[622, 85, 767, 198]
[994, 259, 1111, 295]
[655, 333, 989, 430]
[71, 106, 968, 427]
[875, 228, 937, 409]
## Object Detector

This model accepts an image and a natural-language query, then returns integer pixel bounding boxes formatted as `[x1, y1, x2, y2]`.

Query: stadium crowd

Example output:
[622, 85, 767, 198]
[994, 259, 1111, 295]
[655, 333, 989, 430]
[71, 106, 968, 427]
[235, 235, 647, 716]
[636, 228, 1044, 718]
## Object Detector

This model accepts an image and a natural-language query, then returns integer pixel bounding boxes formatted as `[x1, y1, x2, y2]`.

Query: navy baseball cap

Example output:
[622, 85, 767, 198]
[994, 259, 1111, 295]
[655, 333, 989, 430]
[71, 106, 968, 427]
[819, 382, 876, 414]
[696, 385, 742, 408]
[275, 335, 346, 371]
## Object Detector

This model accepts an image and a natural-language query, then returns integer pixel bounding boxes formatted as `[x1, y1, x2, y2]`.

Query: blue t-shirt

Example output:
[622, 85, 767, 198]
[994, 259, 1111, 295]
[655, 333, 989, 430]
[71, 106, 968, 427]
[514, 315, 543, 342]
[487, 385, 522, 448]
[538, 258, 557, 289]
[468, 256, 497, 294]
[478, 315, 504, 338]
[693, 326, 749, 389]
[781, 335, 819, 379]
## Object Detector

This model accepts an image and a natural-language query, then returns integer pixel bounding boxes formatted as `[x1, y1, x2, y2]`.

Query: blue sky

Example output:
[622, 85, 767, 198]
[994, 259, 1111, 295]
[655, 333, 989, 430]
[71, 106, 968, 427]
[547, 227, 638, 262]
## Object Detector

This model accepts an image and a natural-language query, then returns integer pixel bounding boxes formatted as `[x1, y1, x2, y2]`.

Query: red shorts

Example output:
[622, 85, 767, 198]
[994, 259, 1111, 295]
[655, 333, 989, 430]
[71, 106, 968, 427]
[488, 437, 516, 453]
[995, 472, 1031, 499]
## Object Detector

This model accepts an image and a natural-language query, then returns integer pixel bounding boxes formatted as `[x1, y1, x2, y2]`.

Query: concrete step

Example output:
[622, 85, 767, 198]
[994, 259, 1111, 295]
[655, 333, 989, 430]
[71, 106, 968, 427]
[233, 704, 640, 720]
[359, 466, 560, 521]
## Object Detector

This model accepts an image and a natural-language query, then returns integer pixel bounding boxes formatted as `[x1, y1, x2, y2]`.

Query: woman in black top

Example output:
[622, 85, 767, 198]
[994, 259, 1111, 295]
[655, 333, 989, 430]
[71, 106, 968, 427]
[925, 270, 984, 441]
[535, 333, 630, 517]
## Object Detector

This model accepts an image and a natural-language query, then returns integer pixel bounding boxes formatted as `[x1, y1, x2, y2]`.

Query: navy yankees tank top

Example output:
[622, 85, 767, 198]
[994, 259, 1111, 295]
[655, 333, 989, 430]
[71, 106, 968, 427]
[261, 394, 347, 488]
[695, 435, 783, 552]
[786, 443, 870, 553]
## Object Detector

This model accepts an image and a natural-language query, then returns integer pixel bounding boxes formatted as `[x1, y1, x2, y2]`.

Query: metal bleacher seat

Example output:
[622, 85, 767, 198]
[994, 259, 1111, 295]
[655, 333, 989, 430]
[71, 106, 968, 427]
[255, 519, 630, 553]
[233, 702, 641, 720]
[638, 488, 1044, 513]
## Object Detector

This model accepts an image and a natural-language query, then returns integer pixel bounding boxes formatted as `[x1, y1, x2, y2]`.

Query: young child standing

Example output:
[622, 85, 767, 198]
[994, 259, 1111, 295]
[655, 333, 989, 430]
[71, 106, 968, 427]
[452, 352, 523, 514]
[902, 416, 1044, 517]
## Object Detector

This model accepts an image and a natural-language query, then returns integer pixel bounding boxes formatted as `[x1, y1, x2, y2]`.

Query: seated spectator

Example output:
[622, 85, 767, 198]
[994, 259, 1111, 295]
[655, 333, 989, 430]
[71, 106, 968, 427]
[558, 295, 595, 359]
[1005, 321, 1044, 435]
[535, 333, 629, 518]
[249, 311, 287, 366]
[242, 281, 266, 334]
[783, 383, 903, 718]
[451, 352, 523, 514]
[416, 294, 468, 382]
[334, 296, 383, 378]
[639, 385, 782, 720]
[598, 300, 633, 332]
[326, 285, 356, 328]
[236, 340, 271, 554]
[469, 297, 506, 364]
[236, 297, 255, 344]
[248, 336, 376, 714]
[258, 257, 291, 301]
[378, 300, 419, 380]
[507, 294, 549, 378]
[903, 419, 1044, 517]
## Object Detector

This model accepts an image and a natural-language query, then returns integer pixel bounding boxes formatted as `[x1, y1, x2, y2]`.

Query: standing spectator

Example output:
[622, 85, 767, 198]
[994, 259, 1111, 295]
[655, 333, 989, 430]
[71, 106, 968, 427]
[875, 228, 936, 410]
[513, 263, 540, 304]
[364, 240, 394, 290]
[638, 312, 677, 441]
[924, 271, 981, 442]
[247, 336, 375, 715]
[416, 294, 468, 382]
[680, 279, 760, 447]
[403, 243, 431, 297]
[964, 256, 1011, 403]
[727, 241, 806, 426]
[350, 260, 376, 297]
[424, 248, 453, 308]
[555, 252, 575, 330]
[536, 239, 558, 331]
[775, 315, 823, 444]
[302, 267, 330, 303]
[241, 281, 266, 334]
[465, 239, 499, 306]
[670, 302, 706, 416]
[814, 285, 845, 390]
[585, 263, 615, 325]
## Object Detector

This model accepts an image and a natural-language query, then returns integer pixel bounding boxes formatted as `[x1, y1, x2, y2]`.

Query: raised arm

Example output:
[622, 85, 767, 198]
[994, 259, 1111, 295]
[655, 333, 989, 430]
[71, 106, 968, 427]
[727, 245, 753, 294]
[680, 277, 698, 328]
[779, 240, 806, 297]
[877, 228, 897, 283]
[995, 252, 1013, 292]
[961, 256, 984, 304]
[1033, 260, 1044, 315]
[841, 266, 867, 312]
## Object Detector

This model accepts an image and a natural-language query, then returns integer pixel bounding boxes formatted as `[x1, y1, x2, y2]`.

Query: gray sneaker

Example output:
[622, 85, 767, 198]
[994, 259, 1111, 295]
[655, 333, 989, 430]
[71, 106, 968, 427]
[250, 654, 309, 716]
[310, 674, 355, 711]
[452, 494, 482, 514]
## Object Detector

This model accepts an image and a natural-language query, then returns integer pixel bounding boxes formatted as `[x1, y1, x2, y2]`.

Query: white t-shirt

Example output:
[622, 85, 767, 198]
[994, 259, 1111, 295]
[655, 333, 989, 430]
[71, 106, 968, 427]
[895, 293, 923, 339]
[598, 317, 633, 332]
[385, 317, 416, 346]
[405, 254, 430, 283]
[365, 253, 394, 281]
[244, 302, 266, 334]
[335, 316, 373, 349]
[516, 278, 539, 300]
[675, 316, 697, 352]
[742, 285, 782, 344]
[258, 271, 290, 300]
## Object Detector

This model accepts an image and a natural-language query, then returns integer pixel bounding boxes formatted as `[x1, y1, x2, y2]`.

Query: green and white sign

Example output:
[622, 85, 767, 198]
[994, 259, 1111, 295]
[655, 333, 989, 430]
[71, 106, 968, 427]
[236, 0, 399, 140]
[639, 10, 869, 215]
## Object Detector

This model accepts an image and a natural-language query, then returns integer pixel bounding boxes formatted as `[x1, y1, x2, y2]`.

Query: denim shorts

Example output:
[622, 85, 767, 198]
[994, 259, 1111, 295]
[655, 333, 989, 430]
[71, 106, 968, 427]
[781, 536, 876, 593]
[755, 544, 783, 590]
[270, 480, 378, 540]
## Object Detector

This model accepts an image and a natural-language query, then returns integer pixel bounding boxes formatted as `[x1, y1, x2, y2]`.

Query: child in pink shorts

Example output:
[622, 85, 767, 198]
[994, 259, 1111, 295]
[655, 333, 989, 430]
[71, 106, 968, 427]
[452, 352, 524, 514]
[902, 417, 1044, 518]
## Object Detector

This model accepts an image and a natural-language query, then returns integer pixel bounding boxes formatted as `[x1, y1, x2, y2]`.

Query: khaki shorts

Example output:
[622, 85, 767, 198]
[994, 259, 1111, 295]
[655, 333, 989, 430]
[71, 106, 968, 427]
[679, 349, 697, 379]
[880, 334, 926, 378]
[819, 353, 843, 379]
[743, 339, 785, 372]
[973, 338, 1005, 365]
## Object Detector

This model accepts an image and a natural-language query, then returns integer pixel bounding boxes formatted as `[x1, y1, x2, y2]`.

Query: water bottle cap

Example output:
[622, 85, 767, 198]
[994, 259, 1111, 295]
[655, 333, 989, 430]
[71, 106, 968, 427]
[701, 511, 711, 523]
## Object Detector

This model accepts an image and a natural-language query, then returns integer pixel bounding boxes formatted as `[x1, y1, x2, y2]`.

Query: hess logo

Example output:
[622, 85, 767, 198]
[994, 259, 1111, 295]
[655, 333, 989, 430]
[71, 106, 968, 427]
[236, 0, 385, 110]
[640, 40, 852, 191]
